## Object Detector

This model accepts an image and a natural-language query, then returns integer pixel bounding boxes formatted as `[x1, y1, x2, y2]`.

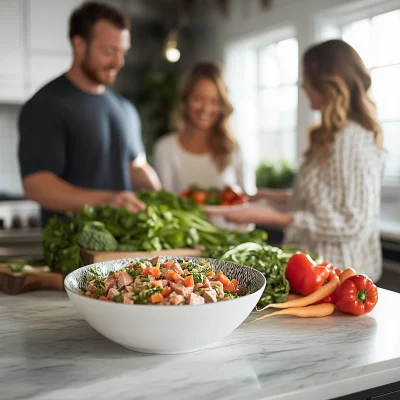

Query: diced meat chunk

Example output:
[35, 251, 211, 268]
[117, 272, 133, 289]
[107, 288, 120, 300]
[170, 282, 193, 298]
[104, 278, 117, 294]
[123, 293, 134, 304]
[203, 289, 218, 303]
[210, 281, 224, 299]
[151, 256, 165, 266]
[123, 296, 134, 305]
[188, 293, 205, 305]
[169, 261, 184, 274]
[169, 294, 185, 305]
[86, 284, 96, 293]
[163, 260, 184, 274]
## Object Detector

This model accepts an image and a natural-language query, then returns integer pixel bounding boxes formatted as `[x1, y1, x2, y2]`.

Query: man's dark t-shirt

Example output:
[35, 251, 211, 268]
[18, 75, 144, 226]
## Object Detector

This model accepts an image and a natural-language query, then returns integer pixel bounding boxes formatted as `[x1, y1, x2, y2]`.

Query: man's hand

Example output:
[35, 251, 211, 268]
[109, 191, 146, 213]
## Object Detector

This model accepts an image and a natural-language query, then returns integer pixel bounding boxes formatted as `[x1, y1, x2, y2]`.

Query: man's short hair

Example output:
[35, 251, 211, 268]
[69, 1, 130, 42]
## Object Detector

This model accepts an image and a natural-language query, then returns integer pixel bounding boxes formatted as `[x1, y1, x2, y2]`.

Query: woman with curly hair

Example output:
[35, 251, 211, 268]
[152, 62, 255, 194]
[212, 40, 385, 280]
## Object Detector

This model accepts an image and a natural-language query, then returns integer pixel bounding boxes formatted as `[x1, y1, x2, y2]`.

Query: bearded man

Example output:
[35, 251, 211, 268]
[18, 1, 161, 226]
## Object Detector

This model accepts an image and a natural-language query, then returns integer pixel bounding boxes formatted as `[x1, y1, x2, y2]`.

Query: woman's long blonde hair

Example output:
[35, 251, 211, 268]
[172, 62, 236, 172]
[303, 39, 382, 160]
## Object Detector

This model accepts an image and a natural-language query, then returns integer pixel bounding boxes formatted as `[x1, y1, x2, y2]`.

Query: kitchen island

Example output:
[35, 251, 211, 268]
[1, 289, 400, 400]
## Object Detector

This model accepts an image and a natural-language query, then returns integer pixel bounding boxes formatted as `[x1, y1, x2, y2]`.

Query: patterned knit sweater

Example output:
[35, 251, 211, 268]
[284, 121, 385, 282]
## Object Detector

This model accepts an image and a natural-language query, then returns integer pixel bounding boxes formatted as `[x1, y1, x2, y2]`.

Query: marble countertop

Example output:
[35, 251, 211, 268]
[1, 290, 400, 400]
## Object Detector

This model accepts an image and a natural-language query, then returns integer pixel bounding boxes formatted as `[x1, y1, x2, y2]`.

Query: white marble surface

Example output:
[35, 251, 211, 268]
[1, 289, 400, 400]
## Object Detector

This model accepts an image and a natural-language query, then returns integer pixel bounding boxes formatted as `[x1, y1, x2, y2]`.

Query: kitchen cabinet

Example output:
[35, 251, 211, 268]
[28, 0, 81, 53]
[0, 0, 25, 102]
[26, 0, 82, 97]
[0, 0, 82, 102]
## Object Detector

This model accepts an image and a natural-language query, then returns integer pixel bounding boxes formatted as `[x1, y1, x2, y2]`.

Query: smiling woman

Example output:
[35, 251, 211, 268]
[152, 62, 256, 195]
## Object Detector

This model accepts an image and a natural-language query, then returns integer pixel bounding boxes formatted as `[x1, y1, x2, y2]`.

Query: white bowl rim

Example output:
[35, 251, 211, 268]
[64, 257, 266, 310]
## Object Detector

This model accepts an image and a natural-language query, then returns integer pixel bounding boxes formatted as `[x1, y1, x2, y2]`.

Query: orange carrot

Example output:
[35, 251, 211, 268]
[231, 279, 239, 288]
[151, 281, 162, 288]
[251, 303, 335, 323]
[184, 269, 189, 275]
[184, 275, 194, 287]
[99, 296, 110, 301]
[150, 293, 164, 304]
[340, 268, 357, 283]
[161, 287, 172, 297]
[287, 293, 303, 301]
[207, 272, 216, 279]
[258, 275, 341, 311]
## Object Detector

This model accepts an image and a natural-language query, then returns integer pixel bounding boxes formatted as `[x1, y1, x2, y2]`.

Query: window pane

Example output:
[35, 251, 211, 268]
[260, 87, 279, 132]
[371, 65, 400, 121]
[342, 19, 372, 68]
[382, 121, 400, 181]
[280, 131, 297, 163]
[279, 85, 298, 131]
[259, 132, 280, 161]
[277, 38, 298, 84]
[371, 11, 400, 67]
[259, 132, 296, 164]
[259, 44, 280, 87]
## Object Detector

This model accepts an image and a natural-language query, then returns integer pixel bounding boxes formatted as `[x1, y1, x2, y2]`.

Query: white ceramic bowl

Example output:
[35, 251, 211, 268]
[64, 257, 266, 354]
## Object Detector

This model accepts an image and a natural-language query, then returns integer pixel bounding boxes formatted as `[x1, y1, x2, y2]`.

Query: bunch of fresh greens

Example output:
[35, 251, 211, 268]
[218, 242, 293, 306]
[42, 191, 269, 274]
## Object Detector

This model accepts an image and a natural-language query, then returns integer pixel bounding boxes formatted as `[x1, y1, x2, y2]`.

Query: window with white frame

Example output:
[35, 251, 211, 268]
[257, 38, 298, 165]
[342, 9, 400, 183]
[224, 32, 298, 169]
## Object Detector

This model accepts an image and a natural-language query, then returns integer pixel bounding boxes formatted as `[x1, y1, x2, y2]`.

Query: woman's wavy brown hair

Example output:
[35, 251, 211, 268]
[303, 39, 382, 160]
[172, 62, 236, 172]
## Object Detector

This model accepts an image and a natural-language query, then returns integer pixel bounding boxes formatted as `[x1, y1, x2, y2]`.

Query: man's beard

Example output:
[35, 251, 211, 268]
[81, 53, 117, 86]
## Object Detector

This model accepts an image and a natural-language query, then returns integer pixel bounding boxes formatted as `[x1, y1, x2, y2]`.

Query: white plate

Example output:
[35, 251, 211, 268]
[203, 202, 249, 213]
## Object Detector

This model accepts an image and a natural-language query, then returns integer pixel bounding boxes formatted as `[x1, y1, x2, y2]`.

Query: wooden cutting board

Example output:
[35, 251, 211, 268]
[0, 264, 65, 295]
[81, 247, 203, 265]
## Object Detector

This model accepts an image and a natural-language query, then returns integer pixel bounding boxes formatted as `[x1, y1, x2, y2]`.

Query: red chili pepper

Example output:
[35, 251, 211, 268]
[285, 253, 331, 296]
[334, 275, 378, 316]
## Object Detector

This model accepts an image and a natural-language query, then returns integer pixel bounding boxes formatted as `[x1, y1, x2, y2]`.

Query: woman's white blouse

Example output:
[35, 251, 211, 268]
[284, 122, 385, 282]
[153, 133, 256, 194]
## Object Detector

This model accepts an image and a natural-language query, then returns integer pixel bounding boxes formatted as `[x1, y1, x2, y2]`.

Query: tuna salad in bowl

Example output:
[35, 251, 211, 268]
[64, 256, 266, 354]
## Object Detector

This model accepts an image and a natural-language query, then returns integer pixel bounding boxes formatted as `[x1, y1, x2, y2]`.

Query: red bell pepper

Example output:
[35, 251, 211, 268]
[285, 253, 331, 296]
[334, 275, 378, 316]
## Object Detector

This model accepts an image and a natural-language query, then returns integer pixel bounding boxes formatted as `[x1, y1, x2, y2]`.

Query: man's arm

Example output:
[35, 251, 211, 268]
[130, 153, 162, 191]
[24, 172, 145, 213]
